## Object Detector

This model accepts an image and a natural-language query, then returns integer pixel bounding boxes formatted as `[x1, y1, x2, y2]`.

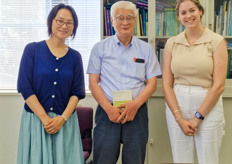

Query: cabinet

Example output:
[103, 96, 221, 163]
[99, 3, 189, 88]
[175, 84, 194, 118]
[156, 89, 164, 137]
[100, 0, 232, 164]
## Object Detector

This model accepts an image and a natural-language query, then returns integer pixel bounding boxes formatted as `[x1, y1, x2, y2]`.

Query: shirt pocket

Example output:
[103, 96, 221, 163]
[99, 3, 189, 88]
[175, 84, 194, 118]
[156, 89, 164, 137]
[130, 62, 146, 80]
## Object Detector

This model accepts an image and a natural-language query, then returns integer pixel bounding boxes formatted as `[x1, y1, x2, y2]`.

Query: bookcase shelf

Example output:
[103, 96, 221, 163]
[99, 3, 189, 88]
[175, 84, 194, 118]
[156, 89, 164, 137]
[102, 36, 149, 39]
[211, 0, 232, 79]
[100, 0, 232, 90]
[101, 0, 231, 47]
[156, 36, 171, 39]
[99, 1, 232, 163]
[101, 0, 156, 50]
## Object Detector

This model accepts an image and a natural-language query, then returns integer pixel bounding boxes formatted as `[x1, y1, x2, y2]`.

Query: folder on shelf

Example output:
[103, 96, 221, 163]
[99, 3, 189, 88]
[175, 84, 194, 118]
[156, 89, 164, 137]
[139, 9, 144, 36]
[142, 8, 146, 36]
[136, 9, 141, 36]
[105, 9, 111, 36]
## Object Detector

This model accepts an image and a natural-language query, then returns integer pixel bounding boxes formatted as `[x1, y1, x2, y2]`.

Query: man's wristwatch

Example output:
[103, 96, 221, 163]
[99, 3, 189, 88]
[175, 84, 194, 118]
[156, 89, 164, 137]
[195, 112, 204, 120]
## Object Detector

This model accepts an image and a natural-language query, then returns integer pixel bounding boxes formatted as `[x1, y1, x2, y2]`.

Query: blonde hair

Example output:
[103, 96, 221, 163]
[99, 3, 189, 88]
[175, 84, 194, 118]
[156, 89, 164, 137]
[175, 0, 204, 17]
[111, 1, 137, 17]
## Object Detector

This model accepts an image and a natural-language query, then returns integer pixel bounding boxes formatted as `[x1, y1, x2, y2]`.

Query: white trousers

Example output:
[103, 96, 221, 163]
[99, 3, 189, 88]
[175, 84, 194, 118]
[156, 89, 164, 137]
[166, 84, 225, 164]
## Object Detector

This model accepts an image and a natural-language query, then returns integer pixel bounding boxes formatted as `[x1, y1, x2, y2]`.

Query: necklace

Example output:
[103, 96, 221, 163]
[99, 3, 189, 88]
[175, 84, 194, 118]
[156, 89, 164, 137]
[186, 36, 195, 43]
[185, 26, 205, 44]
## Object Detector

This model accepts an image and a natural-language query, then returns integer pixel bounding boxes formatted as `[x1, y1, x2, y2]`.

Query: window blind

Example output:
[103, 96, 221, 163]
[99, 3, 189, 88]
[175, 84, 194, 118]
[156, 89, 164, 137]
[0, 0, 100, 90]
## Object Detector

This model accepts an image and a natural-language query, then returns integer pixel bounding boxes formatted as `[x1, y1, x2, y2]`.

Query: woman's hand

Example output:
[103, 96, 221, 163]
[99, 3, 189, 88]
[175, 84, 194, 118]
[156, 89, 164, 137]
[41, 115, 51, 126]
[44, 116, 66, 134]
[177, 118, 197, 136]
[188, 116, 201, 131]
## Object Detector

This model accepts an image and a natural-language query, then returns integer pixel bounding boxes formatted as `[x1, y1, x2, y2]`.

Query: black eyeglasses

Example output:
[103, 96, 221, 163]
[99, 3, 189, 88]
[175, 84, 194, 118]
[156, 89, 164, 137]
[55, 19, 74, 27]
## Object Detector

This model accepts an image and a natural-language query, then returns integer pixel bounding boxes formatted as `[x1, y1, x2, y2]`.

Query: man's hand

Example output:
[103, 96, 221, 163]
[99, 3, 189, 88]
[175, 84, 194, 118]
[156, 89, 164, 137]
[105, 105, 123, 123]
[117, 101, 140, 124]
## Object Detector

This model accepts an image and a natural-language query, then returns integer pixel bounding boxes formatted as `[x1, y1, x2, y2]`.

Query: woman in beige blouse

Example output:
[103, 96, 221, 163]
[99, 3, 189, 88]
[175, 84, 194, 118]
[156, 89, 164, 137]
[162, 0, 228, 164]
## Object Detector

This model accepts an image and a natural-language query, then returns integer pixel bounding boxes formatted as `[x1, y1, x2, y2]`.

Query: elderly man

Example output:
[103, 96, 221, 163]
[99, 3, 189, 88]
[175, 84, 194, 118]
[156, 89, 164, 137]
[87, 1, 161, 164]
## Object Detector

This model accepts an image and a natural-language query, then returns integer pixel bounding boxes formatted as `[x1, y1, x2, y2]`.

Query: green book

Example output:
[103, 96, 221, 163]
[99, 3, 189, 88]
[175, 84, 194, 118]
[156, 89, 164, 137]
[113, 90, 132, 110]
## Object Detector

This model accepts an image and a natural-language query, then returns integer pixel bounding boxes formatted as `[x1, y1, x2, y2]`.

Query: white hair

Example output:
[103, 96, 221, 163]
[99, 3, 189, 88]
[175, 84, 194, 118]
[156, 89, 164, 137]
[110, 1, 137, 17]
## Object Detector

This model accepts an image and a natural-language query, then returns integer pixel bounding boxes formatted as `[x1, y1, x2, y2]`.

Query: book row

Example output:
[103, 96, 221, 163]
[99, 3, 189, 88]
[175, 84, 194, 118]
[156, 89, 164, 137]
[214, 0, 232, 36]
[103, 0, 148, 36]
[103, 0, 184, 37]
[156, 47, 232, 79]
[104, 0, 232, 37]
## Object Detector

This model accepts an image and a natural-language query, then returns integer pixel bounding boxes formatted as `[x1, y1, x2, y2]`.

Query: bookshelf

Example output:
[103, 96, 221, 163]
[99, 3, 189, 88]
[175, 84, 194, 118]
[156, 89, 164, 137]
[101, 0, 156, 49]
[101, 0, 178, 68]
[100, 0, 232, 164]
[207, 0, 232, 78]
[101, 0, 214, 52]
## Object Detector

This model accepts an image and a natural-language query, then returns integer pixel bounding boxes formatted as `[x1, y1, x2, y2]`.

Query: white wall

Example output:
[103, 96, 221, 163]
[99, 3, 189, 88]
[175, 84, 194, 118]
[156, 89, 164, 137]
[1, 80, 232, 164]
[0, 94, 24, 164]
[0, 93, 98, 164]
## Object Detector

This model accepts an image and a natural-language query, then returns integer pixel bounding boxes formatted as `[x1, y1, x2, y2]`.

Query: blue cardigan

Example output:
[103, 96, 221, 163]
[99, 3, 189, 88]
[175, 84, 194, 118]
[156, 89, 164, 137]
[17, 41, 85, 115]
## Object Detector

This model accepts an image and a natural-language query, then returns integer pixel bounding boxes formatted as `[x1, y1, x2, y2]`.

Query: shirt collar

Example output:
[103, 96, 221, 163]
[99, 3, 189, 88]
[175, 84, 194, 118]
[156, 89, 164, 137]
[174, 26, 212, 46]
[113, 35, 133, 48]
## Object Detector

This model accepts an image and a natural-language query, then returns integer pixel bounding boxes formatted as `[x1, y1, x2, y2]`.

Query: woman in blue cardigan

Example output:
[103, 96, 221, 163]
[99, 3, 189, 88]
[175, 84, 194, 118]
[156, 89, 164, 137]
[17, 3, 85, 164]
